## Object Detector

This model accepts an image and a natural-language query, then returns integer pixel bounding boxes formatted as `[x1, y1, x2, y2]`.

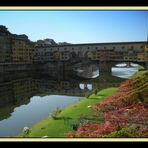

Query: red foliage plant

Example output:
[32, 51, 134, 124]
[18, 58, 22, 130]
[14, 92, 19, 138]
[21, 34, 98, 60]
[66, 122, 116, 138]
[66, 75, 148, 138]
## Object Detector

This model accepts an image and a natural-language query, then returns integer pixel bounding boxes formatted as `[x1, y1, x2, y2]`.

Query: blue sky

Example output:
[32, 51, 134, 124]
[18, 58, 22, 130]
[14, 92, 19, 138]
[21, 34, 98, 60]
[0, 11, 148, 43]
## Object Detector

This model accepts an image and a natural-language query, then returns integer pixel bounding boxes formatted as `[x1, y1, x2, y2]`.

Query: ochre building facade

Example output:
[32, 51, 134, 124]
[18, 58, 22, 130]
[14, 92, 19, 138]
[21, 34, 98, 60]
[0, 25, 148, 65]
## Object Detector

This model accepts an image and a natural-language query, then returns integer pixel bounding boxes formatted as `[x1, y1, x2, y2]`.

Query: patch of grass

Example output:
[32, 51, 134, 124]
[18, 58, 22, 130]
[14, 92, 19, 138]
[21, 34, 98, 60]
[97, 87, 117, 96]
[24, 87, 117, 138]
[136, 65, 145, 71]
[131, 70, 148, 79]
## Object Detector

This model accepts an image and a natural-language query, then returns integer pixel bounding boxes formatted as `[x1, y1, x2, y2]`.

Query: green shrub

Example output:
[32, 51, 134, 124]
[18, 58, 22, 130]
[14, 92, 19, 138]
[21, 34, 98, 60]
[50, 107, 62, 120]
[93, 89, 98, 95]
[85, 92, 92, 98]
[103, 127, 138, 138]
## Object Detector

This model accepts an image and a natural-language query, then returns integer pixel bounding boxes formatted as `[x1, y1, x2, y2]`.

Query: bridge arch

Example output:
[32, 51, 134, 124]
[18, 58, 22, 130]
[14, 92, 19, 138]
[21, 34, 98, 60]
[79, 83, 92, 90]
[113, 62, 145, 69]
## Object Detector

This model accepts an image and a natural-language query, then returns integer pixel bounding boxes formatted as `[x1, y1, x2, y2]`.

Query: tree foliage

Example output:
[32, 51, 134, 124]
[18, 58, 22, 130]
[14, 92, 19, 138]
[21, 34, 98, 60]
[66, 72, 148, 138]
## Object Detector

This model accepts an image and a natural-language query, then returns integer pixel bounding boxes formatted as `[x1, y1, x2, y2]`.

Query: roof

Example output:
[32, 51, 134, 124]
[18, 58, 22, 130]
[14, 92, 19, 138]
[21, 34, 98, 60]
[35, 41, 146, 48]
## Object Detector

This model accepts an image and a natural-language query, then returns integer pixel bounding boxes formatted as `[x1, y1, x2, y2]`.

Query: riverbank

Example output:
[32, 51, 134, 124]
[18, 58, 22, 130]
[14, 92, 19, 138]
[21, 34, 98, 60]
[20, 87, 117, 137]
[66, 70, 148, 138]
[20, 69, 148, 138]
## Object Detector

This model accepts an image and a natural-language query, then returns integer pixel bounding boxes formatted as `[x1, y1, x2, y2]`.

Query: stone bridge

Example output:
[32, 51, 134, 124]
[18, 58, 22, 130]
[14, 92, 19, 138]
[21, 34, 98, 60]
[38, 41, 148, 73]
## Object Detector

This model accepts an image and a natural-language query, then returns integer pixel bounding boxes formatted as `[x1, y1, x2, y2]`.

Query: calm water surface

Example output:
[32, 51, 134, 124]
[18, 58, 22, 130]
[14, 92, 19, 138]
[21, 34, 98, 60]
[0, 95, 82, 137]
[0, 64, 138, 137]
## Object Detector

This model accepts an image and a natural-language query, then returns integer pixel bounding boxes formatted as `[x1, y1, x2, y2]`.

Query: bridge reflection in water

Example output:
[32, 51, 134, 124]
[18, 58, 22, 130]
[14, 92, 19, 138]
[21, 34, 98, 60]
[0, 64, 137, 136]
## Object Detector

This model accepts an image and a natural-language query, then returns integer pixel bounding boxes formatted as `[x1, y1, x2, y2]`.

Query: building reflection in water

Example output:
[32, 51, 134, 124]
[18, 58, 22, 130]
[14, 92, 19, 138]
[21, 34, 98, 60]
[0, 64, 125, 123]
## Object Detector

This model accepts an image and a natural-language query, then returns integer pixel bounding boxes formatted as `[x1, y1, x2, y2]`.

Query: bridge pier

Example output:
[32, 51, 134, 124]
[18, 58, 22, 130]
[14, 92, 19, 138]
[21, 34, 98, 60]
[126, 62, 131, 68]
[99, 61, 112, 74]
[143, 62, 148, 70]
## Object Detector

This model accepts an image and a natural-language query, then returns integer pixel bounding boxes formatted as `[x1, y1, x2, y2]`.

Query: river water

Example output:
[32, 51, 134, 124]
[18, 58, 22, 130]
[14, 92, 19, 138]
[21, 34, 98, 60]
[0, 63, 138, 137]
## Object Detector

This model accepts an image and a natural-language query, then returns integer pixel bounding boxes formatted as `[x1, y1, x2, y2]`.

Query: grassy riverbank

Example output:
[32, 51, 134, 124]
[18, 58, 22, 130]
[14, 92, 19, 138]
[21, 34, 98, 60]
[20, 69, 148, 138]
[131, 70, 147, 78]
[66, 70, 148, 138]
[22, 87, 117, 137]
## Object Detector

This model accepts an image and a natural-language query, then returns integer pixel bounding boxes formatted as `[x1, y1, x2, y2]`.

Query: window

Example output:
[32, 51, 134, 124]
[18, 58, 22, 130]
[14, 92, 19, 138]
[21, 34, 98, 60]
[88, 47, 90, 49]
[122, 46, 125, 49]
[96, 47, 98, 49]
[141, 46, 143, 49]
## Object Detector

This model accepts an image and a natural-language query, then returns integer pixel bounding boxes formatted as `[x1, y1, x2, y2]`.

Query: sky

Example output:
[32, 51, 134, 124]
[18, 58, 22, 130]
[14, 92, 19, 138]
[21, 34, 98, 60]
[0, 10, 148, 44]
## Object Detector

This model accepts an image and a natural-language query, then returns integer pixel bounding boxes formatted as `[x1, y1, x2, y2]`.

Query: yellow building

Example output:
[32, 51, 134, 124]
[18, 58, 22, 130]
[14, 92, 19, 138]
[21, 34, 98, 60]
[0, 44, 5, 62]
[54, 51, 60, 60]
[0, 26, 34, 64]
[136, 44, 148, 62]
[12, 35, 34, 64]
[60, 51, 70, 61]
[144, 44, 148, 61]
[137, 53, 145, 62]
[0, 26, 12, 63]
